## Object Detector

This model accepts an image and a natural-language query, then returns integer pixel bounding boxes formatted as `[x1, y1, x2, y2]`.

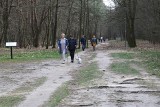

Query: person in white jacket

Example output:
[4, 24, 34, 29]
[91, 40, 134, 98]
[58, 33, 69, 64]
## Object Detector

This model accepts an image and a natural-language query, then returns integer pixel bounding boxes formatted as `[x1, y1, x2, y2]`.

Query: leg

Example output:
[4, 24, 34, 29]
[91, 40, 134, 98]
[93, 46, 96, 51]
[72, 50, 75, 61]
[70, 50, 75, 62]
[70, 51, 72, 60]
[84, 45, 86, 50]
[82, 45, 84, 51]
[62, 50, 66, 63]
[69, 51, 73, 62]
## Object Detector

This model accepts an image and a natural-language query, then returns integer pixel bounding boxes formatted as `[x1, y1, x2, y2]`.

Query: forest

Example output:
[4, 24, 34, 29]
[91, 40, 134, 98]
[0, 0, 160, 48]
[0, 1, 160, 106]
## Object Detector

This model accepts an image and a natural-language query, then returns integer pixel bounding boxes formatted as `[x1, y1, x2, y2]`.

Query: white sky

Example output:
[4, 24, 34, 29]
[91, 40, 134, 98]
[103, 0, 115, 7]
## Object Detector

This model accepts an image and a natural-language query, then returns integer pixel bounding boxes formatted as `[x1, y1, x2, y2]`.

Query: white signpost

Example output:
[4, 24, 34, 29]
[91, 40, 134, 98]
[6, 42, 17, 59]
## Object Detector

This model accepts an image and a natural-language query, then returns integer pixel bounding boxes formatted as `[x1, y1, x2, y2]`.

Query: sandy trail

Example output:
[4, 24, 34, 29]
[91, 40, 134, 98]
[1, 43, 160, 107]
[59, 43, 160, 107]
[92, 50, 160, 107]
[17, 52, 86, 107]
[0, 51, 85, 107]
[18, 63, 71, 107]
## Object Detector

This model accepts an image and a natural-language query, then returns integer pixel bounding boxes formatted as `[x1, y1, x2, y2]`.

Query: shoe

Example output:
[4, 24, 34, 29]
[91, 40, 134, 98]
[71, 60, 74, 63]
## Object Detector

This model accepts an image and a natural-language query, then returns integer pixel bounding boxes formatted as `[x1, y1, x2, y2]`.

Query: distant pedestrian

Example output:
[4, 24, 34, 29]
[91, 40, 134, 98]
[103, 37, 106, 42]
[98, 38, 101, 42]
[80, 35, 86, 51]
[91, 35, 97, 51]
[100, 36, 103, 43]
[68, 35, 77, 63]
[58, 33, 68, 64]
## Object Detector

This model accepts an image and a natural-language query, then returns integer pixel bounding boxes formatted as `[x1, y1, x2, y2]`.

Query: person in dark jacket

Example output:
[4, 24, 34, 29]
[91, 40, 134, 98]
[68, 36, 77, 63]
[80, 35, 86, 51]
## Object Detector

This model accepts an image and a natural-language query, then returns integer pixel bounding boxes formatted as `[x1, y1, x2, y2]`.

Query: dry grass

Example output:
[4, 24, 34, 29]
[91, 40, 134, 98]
[108, 40, 160, 50]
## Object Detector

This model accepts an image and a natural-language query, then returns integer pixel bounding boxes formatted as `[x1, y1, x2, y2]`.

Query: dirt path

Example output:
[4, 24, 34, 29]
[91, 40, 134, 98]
[59, 43, 160, 107]
[18, 52, 88, 107]
[0, 51, 86, 107]
[1, 43, 160, 107]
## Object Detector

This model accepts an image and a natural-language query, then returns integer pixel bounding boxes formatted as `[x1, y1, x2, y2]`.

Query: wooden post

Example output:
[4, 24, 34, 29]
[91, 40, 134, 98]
[11, 47, 13, 59]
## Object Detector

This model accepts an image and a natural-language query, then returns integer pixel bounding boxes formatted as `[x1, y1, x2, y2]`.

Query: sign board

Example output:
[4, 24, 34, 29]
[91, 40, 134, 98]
[6, 42, 17, 47]
[6, 42, 17, 59]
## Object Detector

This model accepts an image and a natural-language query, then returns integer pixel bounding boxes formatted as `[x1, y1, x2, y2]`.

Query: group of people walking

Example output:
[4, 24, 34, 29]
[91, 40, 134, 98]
[58, 33, 99, 64]
[57, 33, 77, 64]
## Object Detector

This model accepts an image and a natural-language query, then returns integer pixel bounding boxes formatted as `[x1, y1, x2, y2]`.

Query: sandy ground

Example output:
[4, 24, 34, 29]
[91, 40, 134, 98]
[0, 43, 160, 107]
[58, 43, 160, 107]
[0, 50, 87, 107]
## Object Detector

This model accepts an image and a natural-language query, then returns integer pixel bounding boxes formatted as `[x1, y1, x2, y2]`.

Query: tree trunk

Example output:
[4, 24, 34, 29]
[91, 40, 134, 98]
[79, 0, 83, 49]
[52, 0, 59, 48]
[65, 0, 74, 36]
[0, 0, 13, 47]
[86, 0, 89, 48]
[125, 0, 137, 48]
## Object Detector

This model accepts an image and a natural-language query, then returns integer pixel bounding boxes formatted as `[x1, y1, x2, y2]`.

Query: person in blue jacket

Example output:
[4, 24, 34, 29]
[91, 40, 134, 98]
[68, 35, 77, 63]
[80, 35, 86, 51]
[58, 33, 68, 64]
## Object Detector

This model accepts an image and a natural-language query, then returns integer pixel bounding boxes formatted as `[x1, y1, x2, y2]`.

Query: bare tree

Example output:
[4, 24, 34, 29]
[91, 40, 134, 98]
[0, 0, 13, 46]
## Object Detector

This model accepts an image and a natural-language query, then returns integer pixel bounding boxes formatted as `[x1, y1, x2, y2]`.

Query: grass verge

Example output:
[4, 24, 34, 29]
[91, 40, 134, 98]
[0, 49, 60, 62]
[139, 50, 160, 76]
[75, 62, 103, 85]
[109, 40, 160, 77]
[44, 84, 69, 107]
[111, 52, 134, 59]
[111, 62, 139, 75]
[0, 96, 24, 107]
[110, 50, 160, 76]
